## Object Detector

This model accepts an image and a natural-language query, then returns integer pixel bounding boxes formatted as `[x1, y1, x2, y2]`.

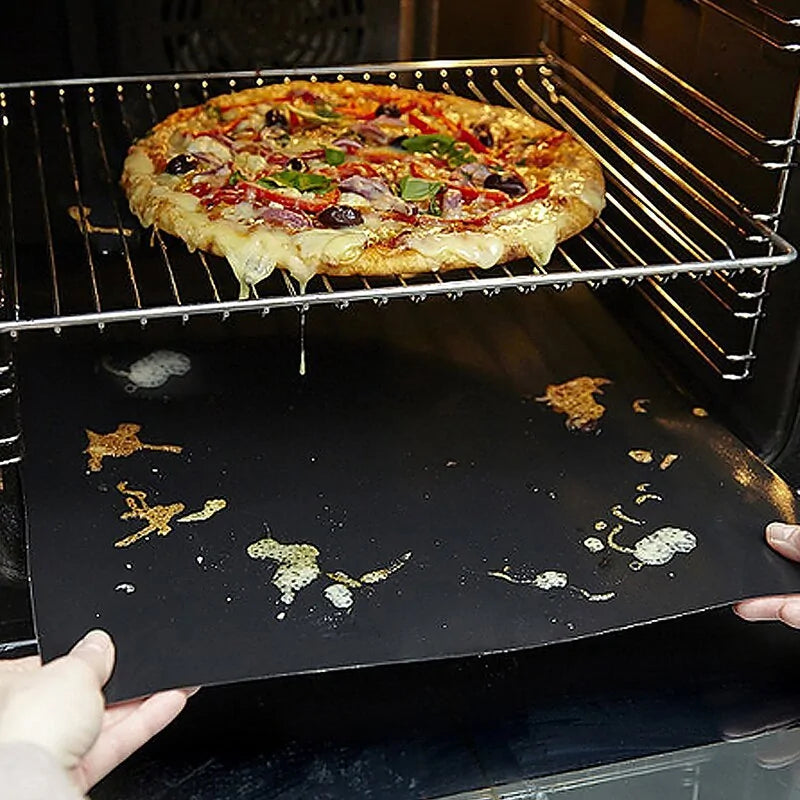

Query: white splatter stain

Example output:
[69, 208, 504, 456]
[583, 536, 605, 553]
[633, 527, 697, 565]
[324, 584, 354, 609]
[104, 350, 191, 390]
[114, 583, 135, 594]
[488, 567, 614, 602]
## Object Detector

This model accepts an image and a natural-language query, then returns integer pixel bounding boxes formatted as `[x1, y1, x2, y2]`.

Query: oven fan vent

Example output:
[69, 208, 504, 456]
[158, 0, 368, 72]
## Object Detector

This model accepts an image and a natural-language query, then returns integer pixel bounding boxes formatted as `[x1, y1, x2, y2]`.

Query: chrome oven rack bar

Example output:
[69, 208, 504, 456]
[0, 59, 794, 377]
[539, 0, 800, 380]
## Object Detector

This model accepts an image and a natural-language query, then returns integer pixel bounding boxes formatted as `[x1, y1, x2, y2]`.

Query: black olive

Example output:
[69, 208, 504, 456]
[287, 157, 306, 172]
[264, 108, 288, 128]
[473, 123, 494, 148]
[317, 205, 364, 228]
[483, 173, 526, 197]
[389, 135, 408, 148]
[375, 103, 401, 118]
[164, 153, 198, 175]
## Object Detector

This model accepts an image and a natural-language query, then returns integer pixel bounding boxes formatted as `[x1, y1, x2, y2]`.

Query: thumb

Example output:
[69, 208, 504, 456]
[766, 522, 800, 562]
[68, 630, 115, 688]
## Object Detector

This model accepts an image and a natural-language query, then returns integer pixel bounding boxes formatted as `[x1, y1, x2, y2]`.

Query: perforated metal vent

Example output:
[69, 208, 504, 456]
[159, 0, 368, 71]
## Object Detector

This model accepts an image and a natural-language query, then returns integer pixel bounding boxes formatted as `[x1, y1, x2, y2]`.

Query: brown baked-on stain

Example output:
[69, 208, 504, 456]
[628, 449, 654, 464]
[659, 453, 679, 471]
[114, 482, 186, 548]
[538, 377, 612, 432]
[84, 423, 183, 472]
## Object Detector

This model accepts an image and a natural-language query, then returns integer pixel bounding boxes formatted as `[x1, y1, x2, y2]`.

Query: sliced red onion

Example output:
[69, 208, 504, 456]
[441, 188, 464, 219]
[339, 175, 391, 199]
[459, 162, 492, 184]
[256, 204, 312, 229]
[374, 115, 406, 127]
[332, 137, 363, 153]
[351, 121, 390, 145]
[339, 175, 414, 214]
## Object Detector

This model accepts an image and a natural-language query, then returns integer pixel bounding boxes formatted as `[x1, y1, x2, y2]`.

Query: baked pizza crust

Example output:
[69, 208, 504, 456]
[122, 80, 605, 293]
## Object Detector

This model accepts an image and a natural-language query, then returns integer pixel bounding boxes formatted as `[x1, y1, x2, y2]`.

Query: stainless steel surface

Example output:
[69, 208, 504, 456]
[440, 730, 800, 799]
[0, 59, 792, 342]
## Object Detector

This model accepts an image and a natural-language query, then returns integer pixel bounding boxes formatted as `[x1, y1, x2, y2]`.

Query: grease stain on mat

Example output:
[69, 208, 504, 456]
[246, 536, 322, 605]
[177, 498, 227, 523]
[247, 533, 412, 615]
[583, 536, 605, 552]
[660, 453, 680, 471]
[537, 376, 612, 432]
[103, 350, 191, 391]
[84, 423, 183, 473]
[488, 565, 615, 602]
[607, 521, 697, 567]
[114, 482, 186, 548]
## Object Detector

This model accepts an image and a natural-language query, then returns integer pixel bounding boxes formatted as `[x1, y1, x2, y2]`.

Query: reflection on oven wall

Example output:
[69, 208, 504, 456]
[440, 0, 800, 467]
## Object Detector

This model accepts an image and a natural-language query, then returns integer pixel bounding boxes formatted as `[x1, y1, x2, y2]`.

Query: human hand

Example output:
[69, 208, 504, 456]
[734, 522, 800, 628]
[0, 629, 195, 794]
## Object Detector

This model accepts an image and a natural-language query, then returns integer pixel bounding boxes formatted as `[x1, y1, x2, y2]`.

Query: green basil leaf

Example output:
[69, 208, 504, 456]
[228, 171, 242, 186]
[258, 170, 332, 194]
[400, 134, 456, 154]
[314, 102, 340, 119]
[324, 146, 346, 166]
[401, 134, 476, 166]
[398, 175, 442, 202]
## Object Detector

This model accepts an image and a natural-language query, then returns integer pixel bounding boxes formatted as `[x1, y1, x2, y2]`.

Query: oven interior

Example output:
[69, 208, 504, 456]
[0, 0, 799, 797]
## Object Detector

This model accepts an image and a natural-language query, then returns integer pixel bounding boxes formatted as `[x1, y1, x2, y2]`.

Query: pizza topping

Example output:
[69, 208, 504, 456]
[287, 157, 307, 172]
[316, 205, 364, 228]
[257, 204, 312, 229]
[331, 137, 363, 154]
[483, 173, 527, 197]
[440, 188, 464, 218]
[259, 170, 332, 194]
[472, 123, 494, 148]
[187, 135, 232, 162]
[398, 176, 442, 202]
[338, 175, 413, 214]
[164, 154, 198, 175]
[375, 103, 401, 119]
[264, 108, 289, 128]
[324, 146, 346, 166]
[400, 134, 475, 167]
[351, 120, 392, 145]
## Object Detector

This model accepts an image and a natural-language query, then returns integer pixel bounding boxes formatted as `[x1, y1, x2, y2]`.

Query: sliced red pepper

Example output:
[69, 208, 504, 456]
[337, 161, 380, 179]
[335, 102, 380, 119]
[508, 183, 551, 206]
[297, 148, 326, 160]
[409, 161, 438, 180]
[362, 148, 402, 164]
[249, 184, 342, 213]
[407, 111, 440, 135]
[455, 127, 489, 154]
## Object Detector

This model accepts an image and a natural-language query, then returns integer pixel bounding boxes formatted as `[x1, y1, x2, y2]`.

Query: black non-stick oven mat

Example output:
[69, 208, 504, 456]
[19, 288, 800, 701]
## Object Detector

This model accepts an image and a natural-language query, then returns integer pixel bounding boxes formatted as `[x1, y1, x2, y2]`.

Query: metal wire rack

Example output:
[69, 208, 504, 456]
[540, 0, 800, 381]
[0, 56, 793, 345]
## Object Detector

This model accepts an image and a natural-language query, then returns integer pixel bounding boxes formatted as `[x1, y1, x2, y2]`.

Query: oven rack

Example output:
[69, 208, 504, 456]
[0, 59, 793, 344]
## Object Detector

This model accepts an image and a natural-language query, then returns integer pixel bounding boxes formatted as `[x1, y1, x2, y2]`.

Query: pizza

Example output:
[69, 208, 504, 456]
[121, 80, 605, 297]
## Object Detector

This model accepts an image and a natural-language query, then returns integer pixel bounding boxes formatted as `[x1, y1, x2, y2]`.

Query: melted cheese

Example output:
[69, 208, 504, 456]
[295, 230, 369, 264]
[516, 221, 558, 266]
[405, 232, 505, 269]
